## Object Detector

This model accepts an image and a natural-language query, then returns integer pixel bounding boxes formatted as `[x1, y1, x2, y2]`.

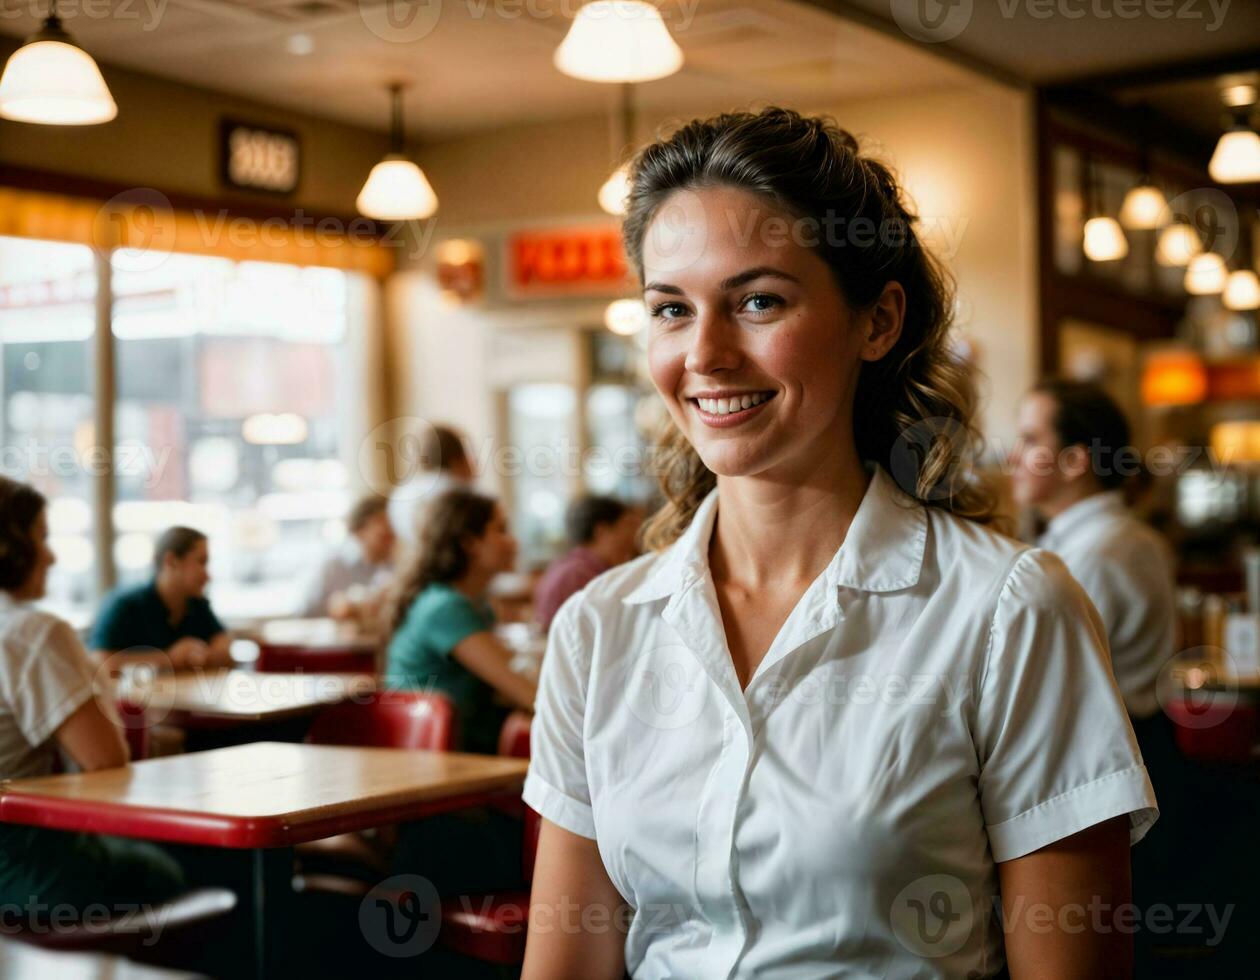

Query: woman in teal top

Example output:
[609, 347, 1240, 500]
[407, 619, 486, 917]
[384, 488, 537, 894]
[386, 489, 536, 752]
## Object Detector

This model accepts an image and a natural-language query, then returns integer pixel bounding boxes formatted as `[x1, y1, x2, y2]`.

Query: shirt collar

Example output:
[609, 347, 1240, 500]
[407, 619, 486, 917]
[1041, 490, 1125, 548]
[623, 466, 927, 605]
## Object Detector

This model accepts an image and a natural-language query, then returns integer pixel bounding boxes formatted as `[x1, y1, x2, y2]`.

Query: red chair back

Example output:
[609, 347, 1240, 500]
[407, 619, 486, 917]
[256, 644, 377, 674]
[497, 710, 532, 759]
[306, 691, 457, 751]
[1166, 698, 1259, 764]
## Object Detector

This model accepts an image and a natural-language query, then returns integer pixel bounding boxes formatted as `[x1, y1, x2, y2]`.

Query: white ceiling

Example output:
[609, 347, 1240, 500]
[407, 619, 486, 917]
[0, 0, 979, 137]
[828, 0, 1260, 83]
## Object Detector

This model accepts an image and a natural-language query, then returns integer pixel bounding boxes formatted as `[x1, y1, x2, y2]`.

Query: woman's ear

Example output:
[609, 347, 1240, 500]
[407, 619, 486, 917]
[860, 281, 906, 362]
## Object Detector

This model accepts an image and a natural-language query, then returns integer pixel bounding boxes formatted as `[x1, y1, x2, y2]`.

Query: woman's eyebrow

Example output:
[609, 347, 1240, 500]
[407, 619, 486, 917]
[643, 266, 800, 296]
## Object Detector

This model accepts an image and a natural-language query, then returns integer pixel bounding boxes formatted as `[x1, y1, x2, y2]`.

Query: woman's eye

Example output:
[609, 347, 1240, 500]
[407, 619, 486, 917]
[649, 302, 689, 320]
[741, 293, 783, 315]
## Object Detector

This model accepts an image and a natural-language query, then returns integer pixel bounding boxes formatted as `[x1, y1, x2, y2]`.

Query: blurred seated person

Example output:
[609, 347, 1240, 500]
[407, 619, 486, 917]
[0, 477, 184, 911]
[299, 494, 396, 623]
[1009, 379, 1176, 721]
[90, 527, 232, 672]
[535, 495, 643, 632]
[387, 423, 475, 549]
[385, 489, 536, 754]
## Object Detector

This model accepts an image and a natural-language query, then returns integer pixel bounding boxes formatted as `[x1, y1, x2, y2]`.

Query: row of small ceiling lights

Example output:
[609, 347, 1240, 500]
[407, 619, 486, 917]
[0, 1, 680, 225]
[1080, 81, 1260, 311]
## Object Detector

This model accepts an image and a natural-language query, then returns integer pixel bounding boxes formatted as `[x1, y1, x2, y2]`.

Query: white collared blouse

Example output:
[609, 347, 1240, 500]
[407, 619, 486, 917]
[1037, 492, 1176, 719]
[524, 467, 1157, 979]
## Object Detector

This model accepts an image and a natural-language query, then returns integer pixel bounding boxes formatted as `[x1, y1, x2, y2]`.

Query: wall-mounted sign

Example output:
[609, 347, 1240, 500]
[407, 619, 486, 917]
[505, 224, 629, 297]
[220, 119, 301, 195]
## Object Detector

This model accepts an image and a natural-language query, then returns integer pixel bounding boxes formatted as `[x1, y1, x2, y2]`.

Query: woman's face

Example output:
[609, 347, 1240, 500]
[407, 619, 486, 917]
[643, 185, 901, 481]
[468, 505, 517, 576]
[16, 508, 55, 602]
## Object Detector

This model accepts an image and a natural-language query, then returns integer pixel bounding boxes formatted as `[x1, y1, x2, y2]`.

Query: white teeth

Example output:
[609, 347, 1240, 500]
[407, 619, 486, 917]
[696, 392, 770, 416]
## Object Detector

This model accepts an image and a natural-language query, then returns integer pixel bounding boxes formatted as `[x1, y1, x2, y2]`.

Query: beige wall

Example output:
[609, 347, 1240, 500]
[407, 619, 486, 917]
[393, 82, 1037, 453]
[0, 38, 389, 216]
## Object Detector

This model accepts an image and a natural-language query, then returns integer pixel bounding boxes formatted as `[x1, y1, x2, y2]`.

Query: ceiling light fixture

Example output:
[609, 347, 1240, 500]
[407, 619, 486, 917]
[0, 1, 117, 125]
[356, 84, 438, 222]
[555, 0, 684, 83]
[1081, 155, 1127, 262]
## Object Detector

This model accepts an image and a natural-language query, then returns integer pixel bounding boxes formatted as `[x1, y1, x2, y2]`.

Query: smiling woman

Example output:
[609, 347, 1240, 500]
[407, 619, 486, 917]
[521, 107, 1157, 980]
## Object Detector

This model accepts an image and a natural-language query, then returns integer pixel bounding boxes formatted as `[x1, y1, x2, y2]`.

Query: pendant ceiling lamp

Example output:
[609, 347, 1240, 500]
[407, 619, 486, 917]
[1081, 156, 1127, 262]
[1209, 88, 1260, 185]
[1184, 252, 1228, 295]
[1155, 222, 1202, 267]
[356, 84, 438, 222]
[555, 1, 683, 84]
[0, 1, 117, 125]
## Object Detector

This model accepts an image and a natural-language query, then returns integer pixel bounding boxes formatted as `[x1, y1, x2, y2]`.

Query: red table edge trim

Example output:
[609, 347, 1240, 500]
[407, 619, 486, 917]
[0, 784, 525, 848]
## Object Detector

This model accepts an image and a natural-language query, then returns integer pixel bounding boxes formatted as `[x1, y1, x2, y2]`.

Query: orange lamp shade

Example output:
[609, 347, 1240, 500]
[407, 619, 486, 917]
[1141, 352, 1208, 406]
[1211, 421, 1260, 464]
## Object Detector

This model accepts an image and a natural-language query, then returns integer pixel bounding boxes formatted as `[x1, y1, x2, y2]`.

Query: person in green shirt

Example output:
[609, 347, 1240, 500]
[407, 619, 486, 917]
[385, 488, 537, 895]
[385, 489, 536, 753]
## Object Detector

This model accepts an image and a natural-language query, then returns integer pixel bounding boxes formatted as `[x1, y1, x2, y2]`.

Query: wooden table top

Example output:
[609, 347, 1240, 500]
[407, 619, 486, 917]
[136, 669, 377, 724]
[0, 742, 529, 848]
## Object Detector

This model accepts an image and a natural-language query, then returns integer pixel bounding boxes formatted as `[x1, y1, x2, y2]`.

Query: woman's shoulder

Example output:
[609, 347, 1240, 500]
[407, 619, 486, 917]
[547, 550, 666, 636]
[0, 604, 79, 666]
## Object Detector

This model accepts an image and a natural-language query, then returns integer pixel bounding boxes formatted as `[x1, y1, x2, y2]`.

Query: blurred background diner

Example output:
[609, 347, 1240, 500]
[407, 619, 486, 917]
[1, 1, 1258, 977]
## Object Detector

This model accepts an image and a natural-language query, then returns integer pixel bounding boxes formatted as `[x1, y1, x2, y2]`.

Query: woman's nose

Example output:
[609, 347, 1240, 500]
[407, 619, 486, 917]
[683, 310, 742, 377]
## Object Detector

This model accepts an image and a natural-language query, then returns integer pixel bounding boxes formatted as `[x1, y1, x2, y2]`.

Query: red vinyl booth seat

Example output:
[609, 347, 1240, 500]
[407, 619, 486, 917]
[305, 691, 457, 752]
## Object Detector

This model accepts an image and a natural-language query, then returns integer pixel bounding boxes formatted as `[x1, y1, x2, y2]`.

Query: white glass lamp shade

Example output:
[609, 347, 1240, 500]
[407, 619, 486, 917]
[1208, 128, 1260, 184]
[1155, 223, 1202, 267]
[0, 39, 117, 125]
[1083, 216, 1128, 262]
[1184, 252, 1228, 295]
[555, 1, 684, 83]
[605, 299, 646, 335]
[356, 155, 438, 221]
[1118, 183, 1167, 230]
[1223, 269, 1260, 310]
[598, 165, 631, 215]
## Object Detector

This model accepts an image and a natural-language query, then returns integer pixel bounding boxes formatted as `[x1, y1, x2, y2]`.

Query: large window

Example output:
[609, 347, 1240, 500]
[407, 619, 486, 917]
[0, 237, 97, 624]
[111, 255, 357, 620]
[1, 234, 368, 625]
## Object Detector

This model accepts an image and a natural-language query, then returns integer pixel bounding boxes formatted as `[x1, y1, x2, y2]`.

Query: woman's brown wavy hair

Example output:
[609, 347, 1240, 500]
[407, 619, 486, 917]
[622, 107, 996, 550]
[387, 488, 497, 634]
[0, 476, 46, 593]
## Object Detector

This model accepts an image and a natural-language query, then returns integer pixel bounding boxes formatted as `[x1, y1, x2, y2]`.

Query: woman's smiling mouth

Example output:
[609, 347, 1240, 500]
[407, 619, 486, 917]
[687, 390, 776, 427]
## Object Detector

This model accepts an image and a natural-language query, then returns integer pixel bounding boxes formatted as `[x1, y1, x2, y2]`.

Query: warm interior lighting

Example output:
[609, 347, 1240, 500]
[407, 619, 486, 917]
[1119, 183, 1167, 230]
[0, 11, 117, 125]
[1156, 222, 1203, 266]
[1211, 421, 1260, 465]
[1224, 269, 1260, 311]
[598, 165, 631, 215]
[1185, 252, 1228, 295]
[356, 84, 439, 221]
[555, 1, 684, 83]
[1083, 216, 1128, 261]
[357, 156, 438, 221]
[605, 298, 646, 335]
[1209, 127, 1260, 184]
[1141, 352, 1208, 406]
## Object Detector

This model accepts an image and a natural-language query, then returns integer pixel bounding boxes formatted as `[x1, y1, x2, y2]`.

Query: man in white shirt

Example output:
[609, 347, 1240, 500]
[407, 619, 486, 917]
[1009, 379, 1182, 940]
[1009, 379, 1176, 720]
[300, 494, 397, 619]
[386, 423, 476, 549]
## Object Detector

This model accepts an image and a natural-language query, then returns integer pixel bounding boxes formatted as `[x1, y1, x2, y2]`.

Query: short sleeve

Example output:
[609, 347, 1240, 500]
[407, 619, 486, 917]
[975, 549, 1158, 863]
[12, 619, 98, 747]
[523, 594, 596, 839]
[425, 591, 492, 657]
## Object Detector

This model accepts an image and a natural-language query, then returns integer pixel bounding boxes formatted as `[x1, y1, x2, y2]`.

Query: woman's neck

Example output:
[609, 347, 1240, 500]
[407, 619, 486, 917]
[451, 568, 493, 601]
[710, 447, 870, 591]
